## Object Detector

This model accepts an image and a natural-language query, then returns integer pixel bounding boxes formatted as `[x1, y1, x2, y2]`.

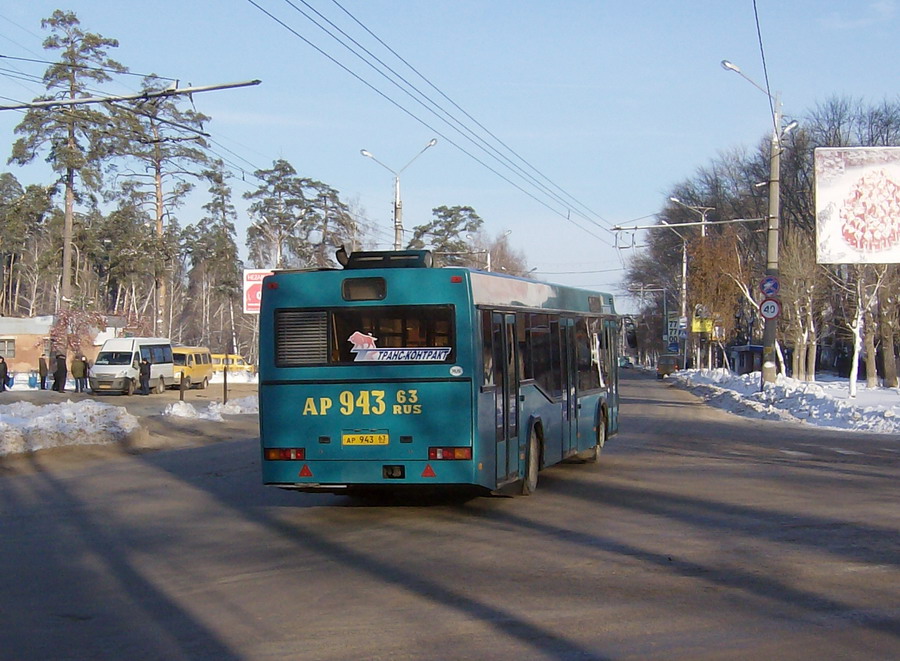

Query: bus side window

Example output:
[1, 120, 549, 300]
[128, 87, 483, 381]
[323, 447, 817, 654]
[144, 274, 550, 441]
[481, 310, 494, 386]
[576, 317, 601, 391]
[549, 317, 562, 397]
[516, 313, 527, 379]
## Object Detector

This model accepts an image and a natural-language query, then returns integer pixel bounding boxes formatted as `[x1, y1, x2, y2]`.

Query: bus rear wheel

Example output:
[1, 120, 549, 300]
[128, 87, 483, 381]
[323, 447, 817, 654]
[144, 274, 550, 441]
[198, 377, 208, 390]
[522, 429, 540, 495]
[155, 377, 165, 394]
[590, 415, 607, 464]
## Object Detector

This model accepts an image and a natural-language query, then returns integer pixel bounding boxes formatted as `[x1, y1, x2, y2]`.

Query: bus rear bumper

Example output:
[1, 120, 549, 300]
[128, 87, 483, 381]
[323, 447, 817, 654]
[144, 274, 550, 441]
[262, 459, 486, 490]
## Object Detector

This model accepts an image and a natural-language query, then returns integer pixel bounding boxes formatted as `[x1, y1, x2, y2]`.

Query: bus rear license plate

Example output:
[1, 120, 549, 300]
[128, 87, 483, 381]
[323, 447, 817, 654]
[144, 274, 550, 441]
[342, 433, 389, 446]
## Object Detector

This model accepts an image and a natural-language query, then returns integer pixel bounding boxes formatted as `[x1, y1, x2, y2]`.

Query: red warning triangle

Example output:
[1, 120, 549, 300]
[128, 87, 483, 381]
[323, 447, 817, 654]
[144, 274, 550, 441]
[421, 464, 436, 478]
[299, 465, 313, 477]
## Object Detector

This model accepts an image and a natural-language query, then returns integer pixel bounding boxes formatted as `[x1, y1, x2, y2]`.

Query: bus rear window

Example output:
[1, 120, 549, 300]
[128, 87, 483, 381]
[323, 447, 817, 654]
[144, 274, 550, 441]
[342, 277, 386, 301]
[332, 306, 454, 363]
[274, 306, 455, 366]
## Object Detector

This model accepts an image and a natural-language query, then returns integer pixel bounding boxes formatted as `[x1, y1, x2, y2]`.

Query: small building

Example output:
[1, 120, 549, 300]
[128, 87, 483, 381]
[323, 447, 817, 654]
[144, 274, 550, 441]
[0, 316, 55, 375]
[728, 344, 762, 375]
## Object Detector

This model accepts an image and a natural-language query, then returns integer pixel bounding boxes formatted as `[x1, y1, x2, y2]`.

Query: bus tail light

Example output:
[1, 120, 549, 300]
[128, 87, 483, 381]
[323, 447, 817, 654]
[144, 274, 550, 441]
[428, 447, 472, 460]
[264, 447, 306, 461]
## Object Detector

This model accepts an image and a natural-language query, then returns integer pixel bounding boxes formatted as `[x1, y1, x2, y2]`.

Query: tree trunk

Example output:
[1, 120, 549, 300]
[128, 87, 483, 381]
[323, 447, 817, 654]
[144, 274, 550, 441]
[849, 306, 863, 398]
[864, 307, 879, 388]
[61, 164, 76, 307]
[806, 309, 817, 382]
[793, 333, 806, 381]
[880, 299, 898, 387]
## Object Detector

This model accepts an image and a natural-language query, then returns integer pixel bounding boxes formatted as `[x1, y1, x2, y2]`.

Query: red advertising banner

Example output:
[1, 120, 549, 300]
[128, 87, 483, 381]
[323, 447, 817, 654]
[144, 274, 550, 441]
[243, 269, 274, 314]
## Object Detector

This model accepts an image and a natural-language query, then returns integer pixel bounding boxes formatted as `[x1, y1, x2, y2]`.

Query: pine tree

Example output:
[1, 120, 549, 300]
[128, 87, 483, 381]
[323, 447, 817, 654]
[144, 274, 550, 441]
[108, 75, 211, 335]
[8, 10, 126, 309]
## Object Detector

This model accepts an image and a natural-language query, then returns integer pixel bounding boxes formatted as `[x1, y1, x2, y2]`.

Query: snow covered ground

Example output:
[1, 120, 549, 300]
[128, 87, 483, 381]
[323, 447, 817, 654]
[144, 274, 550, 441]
[0, 372, 258, 457]
[1, 369, 897, 458]
[666, 368, 900, 435]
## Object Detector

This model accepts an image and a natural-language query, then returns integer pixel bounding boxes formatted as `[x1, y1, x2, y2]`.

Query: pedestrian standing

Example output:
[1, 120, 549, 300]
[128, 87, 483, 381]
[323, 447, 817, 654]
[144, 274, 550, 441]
[0, 356, 8, 392]
[39, 353, 48, 390]
[53, 354, 67, 393]
[139, 357, 151, 395]
[71, 355, 86, 393]
[81, 355, 91, 392]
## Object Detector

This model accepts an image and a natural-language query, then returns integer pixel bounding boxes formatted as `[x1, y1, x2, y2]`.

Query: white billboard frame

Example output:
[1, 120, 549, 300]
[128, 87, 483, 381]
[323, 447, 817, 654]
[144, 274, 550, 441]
[815, 146, 900, 264]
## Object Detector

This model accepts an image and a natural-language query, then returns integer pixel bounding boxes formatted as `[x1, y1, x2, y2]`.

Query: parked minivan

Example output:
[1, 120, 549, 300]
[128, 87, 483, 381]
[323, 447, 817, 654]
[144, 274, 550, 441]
[211, 353, 255, 375]
[172, 346, 213, 390]
[89, 337, 174, 395]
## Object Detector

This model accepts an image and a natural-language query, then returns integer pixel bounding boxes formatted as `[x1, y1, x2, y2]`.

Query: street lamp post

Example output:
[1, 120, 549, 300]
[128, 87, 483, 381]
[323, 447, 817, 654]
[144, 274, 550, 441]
[722, 60, 797, 388]
[361, 138, 437, 250]
[669, 197, 714, 237]
[660, 220, 689, 368]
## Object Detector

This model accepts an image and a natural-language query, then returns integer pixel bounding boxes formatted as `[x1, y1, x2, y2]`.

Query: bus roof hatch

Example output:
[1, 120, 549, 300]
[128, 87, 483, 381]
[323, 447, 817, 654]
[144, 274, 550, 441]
[342, 250, 434, 269]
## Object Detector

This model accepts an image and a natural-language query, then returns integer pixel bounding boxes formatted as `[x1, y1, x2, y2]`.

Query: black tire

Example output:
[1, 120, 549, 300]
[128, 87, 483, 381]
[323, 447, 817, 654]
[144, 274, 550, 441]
[521, 429, 540, 496]
[155, 377, 165, 394]
[590, 415, 607, 464]
[198, 377, 207, 390]
[125, 379, 135, 396]
[183, 377, 192, 390]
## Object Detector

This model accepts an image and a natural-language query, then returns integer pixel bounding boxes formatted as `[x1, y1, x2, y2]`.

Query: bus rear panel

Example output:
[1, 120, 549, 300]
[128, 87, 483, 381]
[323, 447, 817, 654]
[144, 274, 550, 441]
[259, 263, 489, 492]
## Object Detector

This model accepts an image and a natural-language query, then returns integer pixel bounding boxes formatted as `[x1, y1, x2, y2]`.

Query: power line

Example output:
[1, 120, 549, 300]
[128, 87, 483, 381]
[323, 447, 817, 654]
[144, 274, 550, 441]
[0, 53, 178, 82]
[244, 0, 613, 246]
[325, 0, 614, 231]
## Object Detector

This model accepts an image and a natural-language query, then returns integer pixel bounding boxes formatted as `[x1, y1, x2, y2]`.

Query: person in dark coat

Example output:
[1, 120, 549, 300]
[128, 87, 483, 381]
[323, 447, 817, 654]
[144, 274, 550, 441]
[53, 354, 67, 392]
[39, 353, 48, 390]
[0, 356, 8, 392]
[71, 355, 86, 393]
[139, 358, 151, 395]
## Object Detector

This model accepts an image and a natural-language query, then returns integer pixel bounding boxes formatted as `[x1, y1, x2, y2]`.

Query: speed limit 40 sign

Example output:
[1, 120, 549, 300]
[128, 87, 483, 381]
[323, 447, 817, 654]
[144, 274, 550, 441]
[759, 298, 782, 320]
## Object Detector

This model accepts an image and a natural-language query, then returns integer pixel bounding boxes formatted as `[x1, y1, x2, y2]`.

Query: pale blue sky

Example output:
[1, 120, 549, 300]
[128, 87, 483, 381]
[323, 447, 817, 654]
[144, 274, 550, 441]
[1, 1, 897, 306]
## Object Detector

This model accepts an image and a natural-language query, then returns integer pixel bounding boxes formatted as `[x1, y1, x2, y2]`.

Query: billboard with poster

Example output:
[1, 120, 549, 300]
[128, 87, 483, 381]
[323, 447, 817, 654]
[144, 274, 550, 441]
[815, 147, 900, 264]
[243, 269, 274, 314]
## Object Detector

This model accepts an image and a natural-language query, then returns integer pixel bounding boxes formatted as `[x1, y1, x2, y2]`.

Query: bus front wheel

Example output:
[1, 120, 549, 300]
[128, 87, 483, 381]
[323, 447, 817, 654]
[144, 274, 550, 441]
[125, 379, 135, 396]
[522, 430, 540, 495]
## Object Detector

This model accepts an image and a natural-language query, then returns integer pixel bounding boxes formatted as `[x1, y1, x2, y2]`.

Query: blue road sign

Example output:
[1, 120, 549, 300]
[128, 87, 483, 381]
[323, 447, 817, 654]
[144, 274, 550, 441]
[760, 275, 780, 297]
[667, 342, 680, 352]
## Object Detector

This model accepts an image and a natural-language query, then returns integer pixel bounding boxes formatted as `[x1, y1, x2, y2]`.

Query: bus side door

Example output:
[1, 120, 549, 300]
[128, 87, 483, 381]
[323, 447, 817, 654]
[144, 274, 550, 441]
[559, 317, 578, 456]
[491, 312, 520, 484]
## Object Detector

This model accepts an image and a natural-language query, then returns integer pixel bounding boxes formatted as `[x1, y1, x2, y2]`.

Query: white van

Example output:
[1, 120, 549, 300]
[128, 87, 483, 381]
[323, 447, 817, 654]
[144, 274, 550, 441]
[89, 337, 174, 395]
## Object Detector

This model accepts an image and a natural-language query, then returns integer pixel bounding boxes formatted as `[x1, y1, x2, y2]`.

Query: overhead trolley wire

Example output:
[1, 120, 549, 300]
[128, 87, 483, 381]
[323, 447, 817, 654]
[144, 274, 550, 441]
[244, 0, 613, 246]
[326, 0, 614, 232]
[298, 0, 612, 234]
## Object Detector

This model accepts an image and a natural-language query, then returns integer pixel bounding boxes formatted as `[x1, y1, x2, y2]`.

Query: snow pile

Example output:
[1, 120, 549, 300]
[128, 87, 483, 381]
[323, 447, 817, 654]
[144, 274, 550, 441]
[209, 372, 258, 385]
[0, 400, 141, 457]
[668, 368, 900, 434]
[163, 396, 258, 422]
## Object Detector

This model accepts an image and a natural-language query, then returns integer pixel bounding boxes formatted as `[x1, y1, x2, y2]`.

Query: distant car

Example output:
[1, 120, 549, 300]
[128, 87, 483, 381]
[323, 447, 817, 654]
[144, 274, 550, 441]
[618, 356, 634, 369]
[657, 354, 682, 379]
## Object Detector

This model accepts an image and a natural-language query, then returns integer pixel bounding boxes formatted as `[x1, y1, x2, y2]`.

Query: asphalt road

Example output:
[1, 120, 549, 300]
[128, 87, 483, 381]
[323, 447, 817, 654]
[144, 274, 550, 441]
[0, 370, 897, 660]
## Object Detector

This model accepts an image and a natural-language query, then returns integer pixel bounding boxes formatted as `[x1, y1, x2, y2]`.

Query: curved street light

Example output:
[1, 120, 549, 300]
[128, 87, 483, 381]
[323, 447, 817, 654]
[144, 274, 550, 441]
[361, 138, 438, 250]
[722, 59, 798, 388]
[669, 197, 714, 238]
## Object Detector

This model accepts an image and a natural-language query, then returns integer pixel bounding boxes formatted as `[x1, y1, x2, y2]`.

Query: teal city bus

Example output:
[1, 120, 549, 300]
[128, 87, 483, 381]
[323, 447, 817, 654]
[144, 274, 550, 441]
[258, 250, 630, 496]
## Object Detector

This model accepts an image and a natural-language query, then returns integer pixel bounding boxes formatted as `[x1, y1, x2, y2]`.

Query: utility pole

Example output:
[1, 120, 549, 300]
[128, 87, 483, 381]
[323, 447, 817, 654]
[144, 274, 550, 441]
[759, 92, 783, 387]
